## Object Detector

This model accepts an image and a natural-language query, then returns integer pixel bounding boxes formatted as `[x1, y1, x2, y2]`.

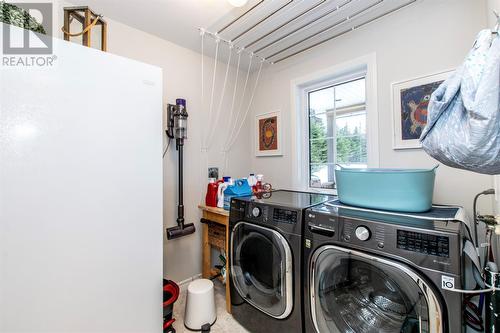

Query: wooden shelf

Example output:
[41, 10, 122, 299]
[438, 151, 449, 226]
[199, 205, 231, 314]
[198, 204, 229, 217]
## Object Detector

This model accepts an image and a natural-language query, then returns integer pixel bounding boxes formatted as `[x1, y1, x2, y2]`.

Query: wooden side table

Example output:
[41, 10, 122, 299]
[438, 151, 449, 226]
[198, 205, 231, 314]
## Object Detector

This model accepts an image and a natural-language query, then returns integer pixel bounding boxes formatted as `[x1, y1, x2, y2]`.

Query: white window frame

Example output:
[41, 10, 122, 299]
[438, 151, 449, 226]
[290, 54, 379, 194]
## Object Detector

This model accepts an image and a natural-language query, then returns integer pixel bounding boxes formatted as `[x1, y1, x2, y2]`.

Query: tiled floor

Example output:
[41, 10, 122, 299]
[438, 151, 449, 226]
[171, 280, 248, 333]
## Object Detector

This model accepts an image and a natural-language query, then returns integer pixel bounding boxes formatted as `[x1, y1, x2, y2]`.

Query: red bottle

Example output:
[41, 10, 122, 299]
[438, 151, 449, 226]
[253, 174, 264, 194]
[205, 179, 222, 207]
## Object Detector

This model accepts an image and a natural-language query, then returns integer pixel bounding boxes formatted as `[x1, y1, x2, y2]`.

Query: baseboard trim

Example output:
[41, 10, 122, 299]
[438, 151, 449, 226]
[176, 273, 202, 291]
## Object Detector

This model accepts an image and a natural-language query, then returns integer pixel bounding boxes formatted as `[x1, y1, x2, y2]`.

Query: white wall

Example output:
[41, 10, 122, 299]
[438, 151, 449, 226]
[54, 1, 251, 282]
[250, 0, 495, 217]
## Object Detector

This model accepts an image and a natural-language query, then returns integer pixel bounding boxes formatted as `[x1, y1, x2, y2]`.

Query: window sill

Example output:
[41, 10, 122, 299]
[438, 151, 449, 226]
[307, 187, 338, 196]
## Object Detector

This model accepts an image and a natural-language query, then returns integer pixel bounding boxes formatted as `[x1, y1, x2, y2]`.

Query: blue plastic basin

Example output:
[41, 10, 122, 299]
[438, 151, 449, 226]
[335, 166, 438, 213]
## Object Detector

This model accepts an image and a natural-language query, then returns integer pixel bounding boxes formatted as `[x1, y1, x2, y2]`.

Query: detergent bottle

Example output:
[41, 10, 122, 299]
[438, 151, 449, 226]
[205, 178, 222, 207]
[247, 174, 257, 187]
[223, 178, 253, 210]
[217, 177, 232, 208]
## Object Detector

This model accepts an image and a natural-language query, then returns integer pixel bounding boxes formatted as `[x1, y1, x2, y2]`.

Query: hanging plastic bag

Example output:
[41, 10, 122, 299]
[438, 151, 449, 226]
[420, 30, 500, 175]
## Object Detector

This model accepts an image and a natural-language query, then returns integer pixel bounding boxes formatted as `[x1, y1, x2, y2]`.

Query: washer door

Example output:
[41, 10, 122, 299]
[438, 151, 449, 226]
[231, 222, 293, 319]
[310, 245, 443, 333]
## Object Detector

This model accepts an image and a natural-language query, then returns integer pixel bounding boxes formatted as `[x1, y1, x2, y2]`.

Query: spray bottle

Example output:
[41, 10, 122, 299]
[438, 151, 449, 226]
[254, 174, 264, 193]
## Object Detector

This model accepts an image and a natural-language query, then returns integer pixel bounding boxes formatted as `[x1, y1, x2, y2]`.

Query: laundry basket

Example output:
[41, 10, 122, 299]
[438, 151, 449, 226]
[335, 165, 438, 213]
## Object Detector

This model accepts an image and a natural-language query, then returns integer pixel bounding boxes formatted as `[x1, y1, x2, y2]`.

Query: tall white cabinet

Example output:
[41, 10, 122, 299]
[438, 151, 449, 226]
[0, 24, 163, 332]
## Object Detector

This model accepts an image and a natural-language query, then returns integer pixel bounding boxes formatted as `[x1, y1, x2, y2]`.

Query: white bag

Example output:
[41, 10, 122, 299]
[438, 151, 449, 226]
[420, 30, 500, 175]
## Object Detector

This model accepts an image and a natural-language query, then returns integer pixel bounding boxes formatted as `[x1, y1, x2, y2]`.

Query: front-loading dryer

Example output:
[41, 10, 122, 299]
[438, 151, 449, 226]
[229, 190, 331, 333]
[303, 203, 466, 333]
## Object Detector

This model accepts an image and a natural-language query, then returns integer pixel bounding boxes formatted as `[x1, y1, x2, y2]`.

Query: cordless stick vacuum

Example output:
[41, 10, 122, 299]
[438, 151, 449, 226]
[166, 99, 195, 240]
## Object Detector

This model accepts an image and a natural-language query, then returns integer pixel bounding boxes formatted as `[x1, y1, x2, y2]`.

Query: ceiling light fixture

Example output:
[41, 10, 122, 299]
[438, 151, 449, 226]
[228, 0, 248, 7]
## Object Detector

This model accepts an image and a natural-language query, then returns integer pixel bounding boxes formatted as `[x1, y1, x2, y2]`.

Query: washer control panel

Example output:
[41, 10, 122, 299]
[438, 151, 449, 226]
[342, 219, 385, 249]
[303, 204, 460, 274]
[397, 230, 450, 258]
[355, 226, 371, 241]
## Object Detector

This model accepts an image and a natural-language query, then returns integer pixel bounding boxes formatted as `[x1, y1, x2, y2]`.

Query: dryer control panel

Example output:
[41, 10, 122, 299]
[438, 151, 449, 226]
[273, 208, 298, 224]
[229, 199, 303, 235]
[245, 204, 300, 225]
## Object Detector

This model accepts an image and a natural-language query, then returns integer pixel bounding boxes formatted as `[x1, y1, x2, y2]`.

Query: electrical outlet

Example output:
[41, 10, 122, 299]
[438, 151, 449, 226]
[208, 167, 219, 179]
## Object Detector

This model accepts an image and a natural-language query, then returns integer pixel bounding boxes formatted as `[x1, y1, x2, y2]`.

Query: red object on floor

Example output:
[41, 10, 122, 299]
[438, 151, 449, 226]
[163, 282, 179, 307]
[163, 319, 175, 330]
[163, 279, 179, 332]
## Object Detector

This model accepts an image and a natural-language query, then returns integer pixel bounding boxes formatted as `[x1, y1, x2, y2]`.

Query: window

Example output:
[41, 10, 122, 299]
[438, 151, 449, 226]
[292, 55, 378, 192]
[308, 78, 367, 189]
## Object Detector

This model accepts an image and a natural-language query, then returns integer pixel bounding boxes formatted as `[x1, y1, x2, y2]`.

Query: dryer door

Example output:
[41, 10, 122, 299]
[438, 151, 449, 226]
[231, 222, 293, 319]
[310, 245, 443, 333]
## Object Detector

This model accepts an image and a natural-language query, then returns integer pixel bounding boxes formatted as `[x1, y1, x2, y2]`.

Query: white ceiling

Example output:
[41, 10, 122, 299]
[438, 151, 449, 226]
[64, 0, 259, 52]
[64, 0, 418, 67]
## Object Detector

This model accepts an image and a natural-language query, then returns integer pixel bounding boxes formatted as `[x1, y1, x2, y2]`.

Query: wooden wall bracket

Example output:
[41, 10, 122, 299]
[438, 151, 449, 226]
[63, 6, 107, 52]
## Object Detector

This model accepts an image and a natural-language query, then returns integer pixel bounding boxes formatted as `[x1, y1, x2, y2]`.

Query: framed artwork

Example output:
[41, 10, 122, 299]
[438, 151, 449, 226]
[391, 70, 453, 149]
[255, 110, 282, 157]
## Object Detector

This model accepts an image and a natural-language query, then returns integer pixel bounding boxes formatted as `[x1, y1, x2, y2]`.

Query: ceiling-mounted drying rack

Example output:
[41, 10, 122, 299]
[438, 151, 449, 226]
[197, 0, 420, 176]
[199, 28, 270, 64]
[201, 0, 419, 64]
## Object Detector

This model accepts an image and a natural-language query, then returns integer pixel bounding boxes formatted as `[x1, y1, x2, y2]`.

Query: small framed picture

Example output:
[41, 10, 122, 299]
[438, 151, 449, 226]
[255, 110, 282, 157]
[391, 70, 453, 149]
